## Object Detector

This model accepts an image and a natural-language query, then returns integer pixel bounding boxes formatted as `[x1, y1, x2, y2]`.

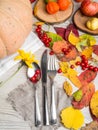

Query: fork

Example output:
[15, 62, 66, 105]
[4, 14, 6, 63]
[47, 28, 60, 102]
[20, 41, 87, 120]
[48, 54, 58, 125]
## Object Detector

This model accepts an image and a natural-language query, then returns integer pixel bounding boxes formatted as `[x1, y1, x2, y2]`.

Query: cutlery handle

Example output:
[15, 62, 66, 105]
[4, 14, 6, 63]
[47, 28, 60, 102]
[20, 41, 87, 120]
[50, 81, 57, 125]
[43, 84, 49, 126]
[34, 86, 41, 127]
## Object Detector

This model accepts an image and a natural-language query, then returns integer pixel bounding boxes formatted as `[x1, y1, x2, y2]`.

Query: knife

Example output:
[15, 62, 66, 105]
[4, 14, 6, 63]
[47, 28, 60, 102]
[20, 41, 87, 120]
[41, 49, 49, 126]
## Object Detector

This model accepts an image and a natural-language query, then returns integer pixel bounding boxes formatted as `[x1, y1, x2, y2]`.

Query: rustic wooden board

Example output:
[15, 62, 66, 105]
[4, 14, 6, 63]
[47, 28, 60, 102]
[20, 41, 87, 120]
[34, 0, 73, 24]
[73, 9, 98, 35]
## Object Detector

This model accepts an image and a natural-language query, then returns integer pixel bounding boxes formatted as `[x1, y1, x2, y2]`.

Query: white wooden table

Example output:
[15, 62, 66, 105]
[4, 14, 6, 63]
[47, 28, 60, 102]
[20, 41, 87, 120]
[0, 1, 98, 130]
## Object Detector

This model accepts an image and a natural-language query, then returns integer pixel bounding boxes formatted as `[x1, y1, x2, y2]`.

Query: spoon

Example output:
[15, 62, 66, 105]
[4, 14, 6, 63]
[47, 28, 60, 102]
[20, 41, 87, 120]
[27, 62, 41, 127]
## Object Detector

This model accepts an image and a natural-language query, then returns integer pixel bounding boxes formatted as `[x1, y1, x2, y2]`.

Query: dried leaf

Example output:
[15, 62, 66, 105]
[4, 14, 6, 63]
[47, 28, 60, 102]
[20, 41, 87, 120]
[82, 47, 93, 58]
[63, 81, 73, 96]
[54, 27, 66, 39]
[93, 45, 98, 55]
[60, 106, 84, 129]
[65, 23, 79, 41]
[68, 31, 80, 46]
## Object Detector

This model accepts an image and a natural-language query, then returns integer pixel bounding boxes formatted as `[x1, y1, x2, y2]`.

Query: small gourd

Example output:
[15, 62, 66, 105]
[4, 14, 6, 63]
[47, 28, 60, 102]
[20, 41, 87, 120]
[86, 18, 98, 31]
[46, 1, 59, 14]
[57, 0, 70, 11]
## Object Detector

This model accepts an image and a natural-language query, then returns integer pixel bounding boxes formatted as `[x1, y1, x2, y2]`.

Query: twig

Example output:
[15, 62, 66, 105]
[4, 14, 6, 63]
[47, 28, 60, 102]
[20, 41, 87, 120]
[0, 63, 24, 87]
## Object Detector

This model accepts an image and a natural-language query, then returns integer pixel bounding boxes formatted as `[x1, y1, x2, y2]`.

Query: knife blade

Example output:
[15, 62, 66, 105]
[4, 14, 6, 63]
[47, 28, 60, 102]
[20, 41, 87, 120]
[41, 49, 49, 126]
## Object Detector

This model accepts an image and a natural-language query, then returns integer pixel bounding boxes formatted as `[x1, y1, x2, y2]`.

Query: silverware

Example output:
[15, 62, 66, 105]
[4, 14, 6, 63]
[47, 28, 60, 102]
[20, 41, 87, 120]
[48, 54, 57, 125]
[41, 49, 49, 126]
[27, 62, 41, 127]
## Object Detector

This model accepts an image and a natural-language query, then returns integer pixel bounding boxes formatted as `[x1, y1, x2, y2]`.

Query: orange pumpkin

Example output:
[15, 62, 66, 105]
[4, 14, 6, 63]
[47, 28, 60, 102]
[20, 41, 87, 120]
[0, 0, 33, 59]
[46, 1, 59, 14]
[57, 0, 70, 11]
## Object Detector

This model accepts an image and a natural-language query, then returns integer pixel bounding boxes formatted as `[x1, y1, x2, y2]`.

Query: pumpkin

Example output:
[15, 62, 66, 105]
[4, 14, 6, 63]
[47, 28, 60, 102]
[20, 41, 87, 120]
[0, 0, 33, 59]
[46, 1, 59, 14]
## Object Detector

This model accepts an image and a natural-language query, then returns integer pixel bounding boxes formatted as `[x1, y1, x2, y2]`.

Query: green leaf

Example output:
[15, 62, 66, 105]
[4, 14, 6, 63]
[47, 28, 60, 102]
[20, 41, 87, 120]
[76, 39, 87, 52]
[46, 32, 63, 48]
[73, 90, 83, 102]
[80, 34, 96, 46]
[76, 34, 96, 52]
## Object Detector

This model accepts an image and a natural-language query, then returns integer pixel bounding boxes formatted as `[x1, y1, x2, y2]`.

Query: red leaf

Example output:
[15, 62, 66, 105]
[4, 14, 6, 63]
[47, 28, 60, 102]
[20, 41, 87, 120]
[65, 23, 79, 41]
[78, 70, 97, 86]
[93, 45, 98, 55]
[72, 83, 95, 109]
[54, 27, 66, 39]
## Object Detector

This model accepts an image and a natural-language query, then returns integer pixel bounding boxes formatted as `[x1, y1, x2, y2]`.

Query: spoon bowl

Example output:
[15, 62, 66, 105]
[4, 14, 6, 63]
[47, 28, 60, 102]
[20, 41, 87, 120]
[28, 62, 41, 83]
[27, 62, 41, 127]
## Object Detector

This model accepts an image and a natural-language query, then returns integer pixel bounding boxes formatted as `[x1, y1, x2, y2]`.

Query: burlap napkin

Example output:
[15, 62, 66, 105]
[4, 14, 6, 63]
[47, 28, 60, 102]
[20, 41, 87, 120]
[7, 75, 71, 130]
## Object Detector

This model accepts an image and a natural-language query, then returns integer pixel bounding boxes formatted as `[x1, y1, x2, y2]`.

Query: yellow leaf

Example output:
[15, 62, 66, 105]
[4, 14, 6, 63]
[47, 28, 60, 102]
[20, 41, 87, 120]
[60, 106, 84, 130]
[70, 56, 81, 67]
[63, 81, 73, 96]
[82, 47, 93, 58]
[34, 22, 45, 26]
[68, 74, 82, 88]
[68, 31, 80, 46]
[59, 62, 69, 74]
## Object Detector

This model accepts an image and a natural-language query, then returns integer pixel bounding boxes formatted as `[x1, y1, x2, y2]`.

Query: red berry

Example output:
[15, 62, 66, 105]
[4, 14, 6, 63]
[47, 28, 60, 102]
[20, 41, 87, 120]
[43, 33, 47, 38]
[64, 50, 69, 55]
[88, 65, 94, 71]
[36, 69, 41, 74]
[49, 50, 54, 55]
[82, 67, 86, 70]
[75, 61, 81, 65]
[37, 25, 41, 29]
[85, 64, 89, 68]
[81, 55, 86, 60]
[81, 62, 85, 67]
[36, 28, 41, 33]
[62, 48, 66, 53]
[45, 43, 50, 47]
[82, 59, 88, 64]
[34, 73, 38, 78]
[30, 76, 37, 83]
[70, 65, 75, 69]
[93, 67, 98, 72]
[48, 38, 52, 42]
[57, 68, 62, 73]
